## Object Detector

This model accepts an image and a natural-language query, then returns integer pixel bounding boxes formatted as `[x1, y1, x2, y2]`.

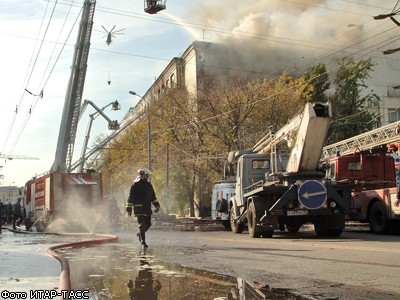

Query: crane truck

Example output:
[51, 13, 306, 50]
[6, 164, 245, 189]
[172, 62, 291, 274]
[24, 0, 104, 232]
[322, 120, 400, 234]
[228, 102, 352, 238]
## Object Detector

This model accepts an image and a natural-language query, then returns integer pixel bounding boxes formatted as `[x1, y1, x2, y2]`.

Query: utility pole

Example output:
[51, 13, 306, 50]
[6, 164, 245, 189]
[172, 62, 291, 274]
[166, 143, 169, 215]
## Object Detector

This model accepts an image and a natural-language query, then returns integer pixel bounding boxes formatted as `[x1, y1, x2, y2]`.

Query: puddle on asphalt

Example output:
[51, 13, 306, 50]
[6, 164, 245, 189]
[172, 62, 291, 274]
[58, 243, 303, 300]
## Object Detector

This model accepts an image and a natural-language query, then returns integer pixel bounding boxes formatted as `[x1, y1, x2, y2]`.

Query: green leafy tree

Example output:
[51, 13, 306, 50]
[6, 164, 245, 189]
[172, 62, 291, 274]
[327, 58, 380, 144]
[100, 72, 317, 217]
[297, 63, 330, 103]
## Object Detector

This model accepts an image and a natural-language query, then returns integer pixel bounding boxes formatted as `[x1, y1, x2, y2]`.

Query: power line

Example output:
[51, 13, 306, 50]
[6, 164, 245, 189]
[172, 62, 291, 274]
[3, 1, 398, 160]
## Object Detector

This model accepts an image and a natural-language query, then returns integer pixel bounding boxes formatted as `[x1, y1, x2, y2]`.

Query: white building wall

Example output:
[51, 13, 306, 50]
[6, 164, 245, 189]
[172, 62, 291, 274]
[0, 186, 20, 204]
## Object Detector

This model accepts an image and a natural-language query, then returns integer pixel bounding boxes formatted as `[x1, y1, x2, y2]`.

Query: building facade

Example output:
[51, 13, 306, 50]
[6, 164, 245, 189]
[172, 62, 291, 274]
[130, 41, 400, 127]
[0, 185, 21, 205]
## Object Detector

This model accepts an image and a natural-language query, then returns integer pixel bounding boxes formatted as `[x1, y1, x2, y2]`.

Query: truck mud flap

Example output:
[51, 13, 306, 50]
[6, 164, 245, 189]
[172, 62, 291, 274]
[268, 185, 297, 211]
[326, 185, 352, 209]
[251, 197, 278, 228]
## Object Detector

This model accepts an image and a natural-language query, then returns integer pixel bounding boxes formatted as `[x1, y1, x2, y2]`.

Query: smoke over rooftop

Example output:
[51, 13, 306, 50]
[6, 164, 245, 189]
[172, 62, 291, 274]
[186, 0, 396, 80]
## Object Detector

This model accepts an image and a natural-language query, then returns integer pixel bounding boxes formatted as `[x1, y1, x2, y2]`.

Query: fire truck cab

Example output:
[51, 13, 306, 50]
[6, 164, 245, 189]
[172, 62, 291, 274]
[327, 151, 400, 233]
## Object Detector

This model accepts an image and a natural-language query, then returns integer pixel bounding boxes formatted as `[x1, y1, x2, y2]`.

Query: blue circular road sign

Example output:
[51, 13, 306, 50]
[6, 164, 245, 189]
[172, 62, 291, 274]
[298, 180, 327, 209]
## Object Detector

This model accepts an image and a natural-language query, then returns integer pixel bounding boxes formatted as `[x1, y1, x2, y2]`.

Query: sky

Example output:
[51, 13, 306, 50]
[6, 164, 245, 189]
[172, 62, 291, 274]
[0, 0, 399, 187]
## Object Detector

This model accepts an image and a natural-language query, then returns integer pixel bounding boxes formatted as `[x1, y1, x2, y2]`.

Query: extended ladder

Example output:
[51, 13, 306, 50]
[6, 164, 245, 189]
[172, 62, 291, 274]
[51, 0, 96, 172]
[321, 120, 400, 160]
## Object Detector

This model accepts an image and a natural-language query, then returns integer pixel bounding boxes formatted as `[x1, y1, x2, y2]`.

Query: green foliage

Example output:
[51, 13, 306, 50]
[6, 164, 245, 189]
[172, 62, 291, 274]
[327, 58, 380, 144]
[99, 72, 326, 216]
[297, 63, 330, 103]
[94, 58, 385, 217]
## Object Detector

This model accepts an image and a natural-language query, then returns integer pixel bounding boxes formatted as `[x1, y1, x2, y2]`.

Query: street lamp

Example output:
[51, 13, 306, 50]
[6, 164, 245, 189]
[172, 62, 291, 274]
[129, 91, 151, 170]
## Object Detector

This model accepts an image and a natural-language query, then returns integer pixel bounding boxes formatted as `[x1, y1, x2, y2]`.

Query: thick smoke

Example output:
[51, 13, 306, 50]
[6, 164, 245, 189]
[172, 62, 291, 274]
[187, 0, 396, 82]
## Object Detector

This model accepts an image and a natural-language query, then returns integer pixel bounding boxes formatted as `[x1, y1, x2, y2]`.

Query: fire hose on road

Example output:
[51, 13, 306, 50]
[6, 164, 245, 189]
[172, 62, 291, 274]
[47, 233, 118, 292]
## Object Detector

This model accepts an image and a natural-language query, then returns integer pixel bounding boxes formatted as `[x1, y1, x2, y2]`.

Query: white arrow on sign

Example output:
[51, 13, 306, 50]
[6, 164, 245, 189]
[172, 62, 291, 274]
[301, 190, 326, 200]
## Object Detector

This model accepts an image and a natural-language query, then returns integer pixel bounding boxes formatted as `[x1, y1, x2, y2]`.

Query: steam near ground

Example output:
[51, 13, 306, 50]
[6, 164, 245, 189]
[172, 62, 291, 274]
[45, 189, 115, 234]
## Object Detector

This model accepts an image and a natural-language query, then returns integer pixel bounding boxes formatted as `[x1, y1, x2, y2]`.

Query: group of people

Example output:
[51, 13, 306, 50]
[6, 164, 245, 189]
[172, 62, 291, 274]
[0, 197, 24, 233]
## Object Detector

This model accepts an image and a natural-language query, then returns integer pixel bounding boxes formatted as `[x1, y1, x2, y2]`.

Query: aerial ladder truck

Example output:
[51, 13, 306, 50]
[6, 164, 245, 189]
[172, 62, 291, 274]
[321, 120, 400, 234]
[24, 0, 103, 232]
[228, 102, 352, 238]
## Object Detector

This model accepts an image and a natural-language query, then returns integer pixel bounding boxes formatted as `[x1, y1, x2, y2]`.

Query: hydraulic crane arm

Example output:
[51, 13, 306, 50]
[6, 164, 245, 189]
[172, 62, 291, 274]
[77, 100, 120, 172]
[253, 102, 332, 174]
[70, 110, 140, 172]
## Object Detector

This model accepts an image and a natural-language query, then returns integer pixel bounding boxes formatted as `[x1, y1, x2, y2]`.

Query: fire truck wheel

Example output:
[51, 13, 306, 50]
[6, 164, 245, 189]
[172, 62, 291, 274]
[230, 205, 244, 234]
[369, 201, 389, 234]
[248, 201, 262, 238]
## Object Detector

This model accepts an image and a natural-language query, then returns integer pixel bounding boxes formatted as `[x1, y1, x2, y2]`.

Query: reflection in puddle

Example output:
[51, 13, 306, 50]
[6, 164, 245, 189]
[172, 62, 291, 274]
[59, 244, 302, 299]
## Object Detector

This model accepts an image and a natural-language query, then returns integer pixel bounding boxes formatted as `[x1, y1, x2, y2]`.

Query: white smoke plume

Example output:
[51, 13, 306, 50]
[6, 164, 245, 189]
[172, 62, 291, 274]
[186, 0, 398, 84]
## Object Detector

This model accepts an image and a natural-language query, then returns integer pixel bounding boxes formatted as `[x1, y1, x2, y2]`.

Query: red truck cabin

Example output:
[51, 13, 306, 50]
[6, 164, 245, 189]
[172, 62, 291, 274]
[330, 153, 396, 192]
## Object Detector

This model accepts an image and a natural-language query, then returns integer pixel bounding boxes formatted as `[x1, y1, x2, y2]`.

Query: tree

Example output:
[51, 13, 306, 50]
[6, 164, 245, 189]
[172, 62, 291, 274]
[100, 72, 314, 217]
[327, 58, 380, 144]
[297, 63, 330, 103]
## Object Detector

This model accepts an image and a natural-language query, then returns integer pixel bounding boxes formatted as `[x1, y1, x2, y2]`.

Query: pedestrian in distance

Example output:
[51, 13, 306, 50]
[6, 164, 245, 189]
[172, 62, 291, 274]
[126, 168, 160, 247]
[12, 197, 24, 230]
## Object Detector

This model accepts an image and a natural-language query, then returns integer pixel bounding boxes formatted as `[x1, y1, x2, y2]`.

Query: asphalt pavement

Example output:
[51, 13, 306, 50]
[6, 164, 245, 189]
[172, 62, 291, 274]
[0, 225, 66, 295]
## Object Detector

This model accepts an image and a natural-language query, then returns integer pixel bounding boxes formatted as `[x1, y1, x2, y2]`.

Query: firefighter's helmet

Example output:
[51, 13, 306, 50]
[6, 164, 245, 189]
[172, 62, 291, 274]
[138, 168, 152, 176]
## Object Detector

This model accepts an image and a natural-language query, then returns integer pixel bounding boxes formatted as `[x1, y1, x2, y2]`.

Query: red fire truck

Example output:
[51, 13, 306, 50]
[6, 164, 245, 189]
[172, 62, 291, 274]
[25, 172, 102, 232]
[323, 121, 400, 234]
[24, 1, 104, 232]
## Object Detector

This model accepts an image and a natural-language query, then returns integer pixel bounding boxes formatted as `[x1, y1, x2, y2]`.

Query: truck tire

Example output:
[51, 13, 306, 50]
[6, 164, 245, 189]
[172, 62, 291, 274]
[314, 215, 344, 237]
[248, 201, 262, 238]
[369, 201, 389, 234]
[286, 217, 304, 233]
[230, 205, 244, 234]
[314, 223, 343, 237]
[286, 223, 302, 233]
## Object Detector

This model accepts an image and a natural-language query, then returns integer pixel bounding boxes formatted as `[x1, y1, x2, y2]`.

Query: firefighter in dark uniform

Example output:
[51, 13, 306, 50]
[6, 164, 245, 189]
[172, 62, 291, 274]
[126, 168, 160, 247]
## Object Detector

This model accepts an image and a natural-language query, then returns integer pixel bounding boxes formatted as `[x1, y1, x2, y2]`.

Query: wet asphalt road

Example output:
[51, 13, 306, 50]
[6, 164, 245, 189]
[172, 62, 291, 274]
[1, 222, 400, 299]
[130, 223, 400, 300]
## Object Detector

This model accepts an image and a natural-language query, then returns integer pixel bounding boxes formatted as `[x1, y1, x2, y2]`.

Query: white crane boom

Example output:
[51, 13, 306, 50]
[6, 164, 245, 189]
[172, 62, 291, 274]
[253, 102, 332, 174]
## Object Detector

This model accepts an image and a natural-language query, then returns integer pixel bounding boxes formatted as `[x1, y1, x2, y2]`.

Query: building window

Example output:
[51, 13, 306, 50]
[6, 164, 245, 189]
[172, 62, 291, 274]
[170, 74, 175, 87]
[389, 108, 400, 123]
